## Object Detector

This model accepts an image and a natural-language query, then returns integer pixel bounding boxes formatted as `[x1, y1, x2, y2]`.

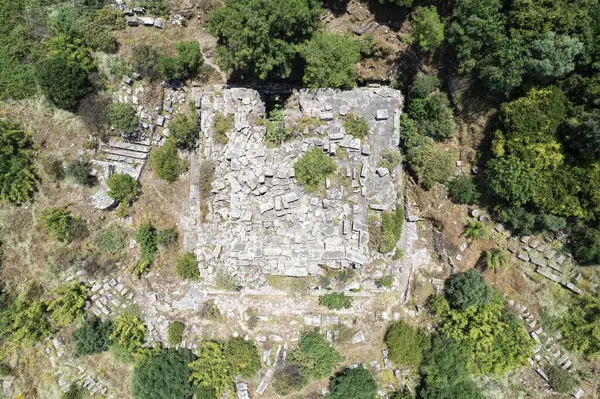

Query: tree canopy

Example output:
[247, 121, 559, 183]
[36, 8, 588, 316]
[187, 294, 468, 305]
[132, 348, 195, 399]
[0, 119, 37, 204]
[327, 367, 378, 399]
[444, 269, 493, 311]
[208, 0, 322, 80]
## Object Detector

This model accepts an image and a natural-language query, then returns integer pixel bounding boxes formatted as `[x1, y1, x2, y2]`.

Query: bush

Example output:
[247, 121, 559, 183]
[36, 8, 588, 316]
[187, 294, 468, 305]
[130, 221, 158, 276]
[214, 271, 238, 291]
[175, 252, 200, 280]
[344, 114, 369, 139]
[110, 313, 145, 352]
[444, 269, 493, 310]
[370, 206, 404, 254]
[408, 92, 455, 140]
[376, 275, 394, 288]
[94, 225, 127, 255]
[223, 337, 261, 378]
[0, 120, 37, 203]
[106, 173, 139, 205]
[132, 348, 194, 399]
[301, 32, 360, 89]
[318, 292, 352, 310]
[496, 206, 537, 235]
[484, 248, 509, 272]
[264, 108, 288, 145]
[132, 44, 160, 79]
[294, 147, 336, 191]
[464, 221, 487, 239]
[379, 150, 401, 171]
[412, 6, 444, 52]
[156, 227, 178, 247]
[150, 140, 185, 182]
[189, 341, 232, 397]
[571, 226, 600, 265]
[446, 175, 480, 205]
[384, 321, 423, 367]
[47, 282, 88, 327]
[289, 330, 343, 379]
[71, 318, 112, 356]
[412, 74, 441, 98]
[38, 207, 87, 242]
[546, 364, 576, 394]
[66, 158, 95, 186]
[159, 55, 182, 81]
[175, 41, 203, 78]
[213, 112, 234, 144]
[167, 321, 184, 346]
[35, 56, 91, 110]
[201, 299, 223, 321]
[170, 112, 200, 150]
[40, 155, 65, 181]
[272, 364, 307, 395]
[537, 214, 567, 233]
[328, 366, 378, 399]
[104, 103, 139, 133]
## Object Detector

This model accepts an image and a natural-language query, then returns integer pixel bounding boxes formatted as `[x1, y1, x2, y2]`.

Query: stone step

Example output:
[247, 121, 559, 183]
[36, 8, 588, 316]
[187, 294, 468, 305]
[101, 146, 148, 160]
[104, 153, 141, 165]
[108, 140, 150, 153]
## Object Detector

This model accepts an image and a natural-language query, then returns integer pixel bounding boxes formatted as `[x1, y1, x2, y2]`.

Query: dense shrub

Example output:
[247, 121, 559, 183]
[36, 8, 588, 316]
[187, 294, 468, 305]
[201, 299, 223, 321]
[132, 348, 194, 399]
[104, 103, 139, 133]
[35, 56, 91, 110]
[189, 341, 232, 397]
[412, 74, 441, 98]
[328, 366, 378, 399]
[272, 364, 307, 395]
[561, 295, 600, 354]
[301, 33, 360, 89]
[289, 330, 343, 379]
[130, 221, 158, 276]
[169, 112, 200, 150]
[294, 148, 336, 191]
[175, 41, 203, 78]
[0, 120, 37, 203]
[94, 225, 127, 255]
[484, 248, 509, 272]
[66, 158, 95, 186]
[47, 282, 88, 327]
[223, 337, 261, 378]
[110, 312, 145, 352]
[175, 252, 200, 280]
[370, 206, 404, 254]
[150, 140, 185, 182]
[132, 44, 160, 79]
[379, 150, 401, 171]
[571, 227, 600, 265]
[444, 269, 493, 311]
[384, 321, 423, 368]
[106, 173, 139, 207]
[546, 365, 576, 394]
[38, 207, 87, 242]
[446, 175, 480, 205]
[412, 6, 445, 52]
[344, 114, 369, 139]
[318, 292, 353, 310]
[464, 221, 487, 239]
[71, 318, 112, 356]
[408, 92, 455, 140]
[167, 321, 184, 346]
[208, 0, 322, 79]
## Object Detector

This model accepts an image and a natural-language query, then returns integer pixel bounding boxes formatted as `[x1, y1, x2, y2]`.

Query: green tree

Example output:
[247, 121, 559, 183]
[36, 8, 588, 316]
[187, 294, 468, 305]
[328, 366, 377, 399]
[189, 341, 232, 397]
[38, 207, 86, 242]
[110, 312, 145, 352]
[294, 147, 336, 191]
[412, 6, 444, 52]
[104, 103, 139, 133]
[444, 269, 493, 311]
[71, 318, 112, 356]
[208, 0, 322, 79]
[35, 56, 91, 110]
[408, 92, 455, 140]
[175, 41, 203, 78]
[301, 33, 360, 89]
[446, 175, 480, 205]
[132, 348, 195, 399]
[106, 173, 139, 204]
[175, 252, 200, 280]
[223, 337, 261, 378]
[167, 321, 184, 346]
[288, 330, 343, 379]
[169, 112, 200, 150]
[66, 158, 95, 186]
[571, 227, 600, 265]
[47, 282, 88, 327]
[0, 119, 37, 203]
[384, 321, 423, 368]
[318, 292, 353, 310]
[150, 140, 185, 182]
[159, 55, 182, 81]
[411, 74, 441, 98]
[561, 295, 600, 354]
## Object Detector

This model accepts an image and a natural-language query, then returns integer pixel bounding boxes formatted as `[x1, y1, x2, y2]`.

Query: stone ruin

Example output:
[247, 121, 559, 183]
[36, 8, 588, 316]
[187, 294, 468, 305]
[184, 86, 404, 287]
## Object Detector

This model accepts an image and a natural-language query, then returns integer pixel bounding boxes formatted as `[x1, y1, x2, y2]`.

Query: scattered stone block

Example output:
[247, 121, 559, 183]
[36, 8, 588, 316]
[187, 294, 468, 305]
[154, 18, 165, 29]
[376, 167, 389, 177]
[375, 109, 388, 120]
[351, 331, 365, 343]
